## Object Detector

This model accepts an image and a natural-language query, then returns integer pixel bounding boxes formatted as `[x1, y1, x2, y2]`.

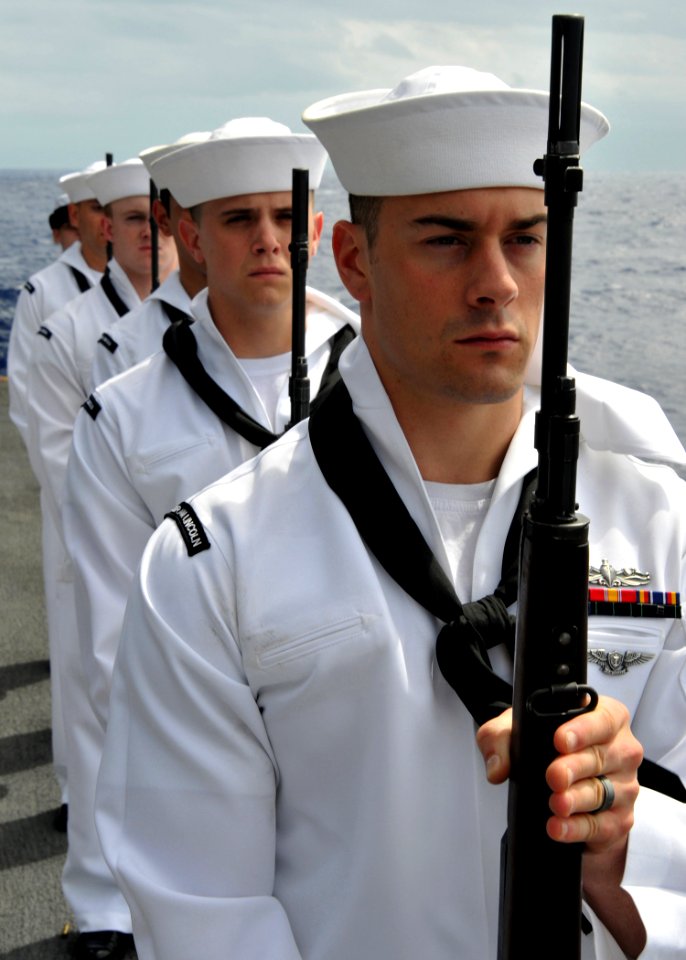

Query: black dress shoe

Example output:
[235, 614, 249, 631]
[53, 803, 68, 832]
[71, 930, 134, 959]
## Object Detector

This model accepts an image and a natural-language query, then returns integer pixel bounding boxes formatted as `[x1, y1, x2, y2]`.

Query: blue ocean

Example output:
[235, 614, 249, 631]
[1, 167, 684, 451]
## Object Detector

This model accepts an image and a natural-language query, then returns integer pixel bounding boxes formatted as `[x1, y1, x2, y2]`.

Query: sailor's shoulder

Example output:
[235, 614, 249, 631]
[21, 257, 65, 296]
[93, 349, 168, 411]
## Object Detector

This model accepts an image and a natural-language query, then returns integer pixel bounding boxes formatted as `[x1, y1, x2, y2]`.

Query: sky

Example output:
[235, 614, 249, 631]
[2, 0, 686, 173]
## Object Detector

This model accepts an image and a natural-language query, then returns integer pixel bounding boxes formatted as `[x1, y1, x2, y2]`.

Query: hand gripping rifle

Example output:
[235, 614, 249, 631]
[498, 15, 599, 959]
[287, 167, 311, 427]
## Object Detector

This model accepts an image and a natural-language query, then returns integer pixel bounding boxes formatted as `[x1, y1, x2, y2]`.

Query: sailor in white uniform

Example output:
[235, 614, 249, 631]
[90, 132, 210, 387]
[26, 158, 177, 535]
[24, 158, 176, 960]
[98, 69, 686, 959]
[7, 161, 108, 818]
[61, 118, 357, 960]
[49, 193, 80, 251]
[8, 161, 107, 445]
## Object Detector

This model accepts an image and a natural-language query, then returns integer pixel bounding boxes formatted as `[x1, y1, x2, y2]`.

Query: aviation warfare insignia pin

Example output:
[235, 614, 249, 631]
[588, 559, 681, 619]
[588, 649, 655, 675]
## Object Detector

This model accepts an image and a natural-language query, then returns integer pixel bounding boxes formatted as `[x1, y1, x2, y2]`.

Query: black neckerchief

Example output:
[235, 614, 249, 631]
[309, 377, 535, 725]
[161, 300, 192, 326]
[162, 318, 356, 451]
[69, 265, 92, 294]
[100, 267, 130, 318]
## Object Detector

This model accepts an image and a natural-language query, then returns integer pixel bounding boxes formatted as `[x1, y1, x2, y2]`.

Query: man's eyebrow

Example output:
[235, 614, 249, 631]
[219, 205, 293, 215]
[411, 213, 548, 231]
[412, 216, 477, 231]
[511, 214, 548, 230]
[219, 206, 254, 215]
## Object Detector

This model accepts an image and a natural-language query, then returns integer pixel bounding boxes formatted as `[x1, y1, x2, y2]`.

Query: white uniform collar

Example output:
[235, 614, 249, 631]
[187, 286, 360, 432]
[575, 369, 686, 465]
[340, 337, 463, 581]
[339, 339, 539, 592]
[61, 241, 103, 284]
[188, 290, 270, 426]
[304, 286, 361, 350]
[148, 269, 196, 312]
[527, 328, 685, 464]
[107, 258, 144, 309]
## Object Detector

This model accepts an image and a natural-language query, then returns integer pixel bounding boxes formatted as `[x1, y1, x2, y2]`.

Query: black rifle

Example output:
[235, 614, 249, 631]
[287, 167, 311, 427]
[149, 178, 160, 291]
[498, 15, 598, 959]
[105, 152, 114, 262]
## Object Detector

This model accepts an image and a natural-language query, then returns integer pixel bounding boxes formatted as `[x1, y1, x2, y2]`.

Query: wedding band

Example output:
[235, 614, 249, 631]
[592, 774, 615, 813]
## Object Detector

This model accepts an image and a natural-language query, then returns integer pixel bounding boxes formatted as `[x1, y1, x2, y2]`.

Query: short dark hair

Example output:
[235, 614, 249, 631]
[159, 188, 172, 215]
[49, 205, 70, 230]
[189, 203, 203, 224]
[348, 195, 383, 247]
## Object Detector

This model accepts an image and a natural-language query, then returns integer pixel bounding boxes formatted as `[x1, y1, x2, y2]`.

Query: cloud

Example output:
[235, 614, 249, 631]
[2, 0, 685, 169]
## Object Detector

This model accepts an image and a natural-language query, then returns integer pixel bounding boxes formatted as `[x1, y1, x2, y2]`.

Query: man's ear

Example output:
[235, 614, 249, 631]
[332, 220, 372, 304]
[67, 203, 79, 230]
[309, 210, 324, 258]
[101, 214, 114, 244]
[177, 213, 205, 266]
[152, 198, 172, 238]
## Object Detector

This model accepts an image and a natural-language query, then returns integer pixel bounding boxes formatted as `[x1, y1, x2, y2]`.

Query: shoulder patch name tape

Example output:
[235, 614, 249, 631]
[82, 394, 101, 421]
[165, 501, 211, 556]
[98, 332, 119, 354]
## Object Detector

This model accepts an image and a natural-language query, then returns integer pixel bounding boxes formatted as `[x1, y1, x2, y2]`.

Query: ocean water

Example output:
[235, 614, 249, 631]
[1, 167, 684, 450]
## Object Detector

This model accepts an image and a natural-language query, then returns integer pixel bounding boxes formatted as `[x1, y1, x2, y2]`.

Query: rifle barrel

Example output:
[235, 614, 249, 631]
[150, 179, 160, 292]
[287, 167, 310, 426]
[498, 16, 596, 959]
[105, 152, 114, 262]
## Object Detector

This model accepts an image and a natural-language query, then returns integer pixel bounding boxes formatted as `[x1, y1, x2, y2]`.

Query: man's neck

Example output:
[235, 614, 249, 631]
[391, 390, 524, 485]
[119, 268, 152, 302]
[80, 244, 107, 274]
[178, 261, 206, 301]
[208, 293, 294, 359]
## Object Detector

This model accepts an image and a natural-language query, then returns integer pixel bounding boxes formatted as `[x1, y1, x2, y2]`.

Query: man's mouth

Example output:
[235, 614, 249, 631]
[250, 267, 285, 277]
[456, 331, 518, 346]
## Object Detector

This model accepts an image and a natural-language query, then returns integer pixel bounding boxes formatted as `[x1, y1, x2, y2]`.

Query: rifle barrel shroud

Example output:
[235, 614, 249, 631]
[498, 16, 598, 960]
[105, 152, 114, 263]
[287, 167, 310, 427]
[150, 179, 159, 292]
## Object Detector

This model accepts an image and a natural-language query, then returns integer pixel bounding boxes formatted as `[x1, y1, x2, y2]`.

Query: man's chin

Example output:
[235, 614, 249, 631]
[441, 370, 527, 407]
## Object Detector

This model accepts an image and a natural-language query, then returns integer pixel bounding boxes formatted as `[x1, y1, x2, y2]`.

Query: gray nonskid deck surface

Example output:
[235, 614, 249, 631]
[0, 379, 135, 959]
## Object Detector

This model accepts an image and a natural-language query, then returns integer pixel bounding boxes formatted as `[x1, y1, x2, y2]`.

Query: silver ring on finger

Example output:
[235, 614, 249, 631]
[592, 774, 615, 814]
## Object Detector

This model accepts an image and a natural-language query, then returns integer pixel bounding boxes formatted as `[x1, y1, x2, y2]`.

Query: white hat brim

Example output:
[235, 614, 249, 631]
[151, 135, 328, 208]
[304, 85, 608, 196]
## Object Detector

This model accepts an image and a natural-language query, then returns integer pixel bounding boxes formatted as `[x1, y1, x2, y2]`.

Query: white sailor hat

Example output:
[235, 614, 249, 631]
[302, 66, 609, 196]
[150, 117, 328, 208]
[139, 132, 211, 187]
[54, 192, 70, 211]
[86, 158, 150, 206]
[59, 160, 107, 204]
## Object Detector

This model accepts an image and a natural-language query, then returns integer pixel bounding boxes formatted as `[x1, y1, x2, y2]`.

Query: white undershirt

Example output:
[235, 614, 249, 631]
[237, 351, 291, 430]
[425, 478, 496, 603]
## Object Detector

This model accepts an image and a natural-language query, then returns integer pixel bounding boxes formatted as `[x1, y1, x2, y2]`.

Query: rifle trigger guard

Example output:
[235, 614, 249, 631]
[526, 682, 598, 719]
